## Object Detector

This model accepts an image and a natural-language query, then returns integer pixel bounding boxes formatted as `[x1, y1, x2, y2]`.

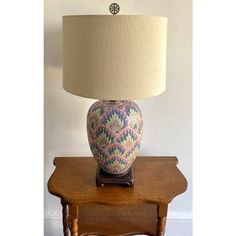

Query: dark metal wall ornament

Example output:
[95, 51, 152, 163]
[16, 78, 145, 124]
[109, 3, 120, 15]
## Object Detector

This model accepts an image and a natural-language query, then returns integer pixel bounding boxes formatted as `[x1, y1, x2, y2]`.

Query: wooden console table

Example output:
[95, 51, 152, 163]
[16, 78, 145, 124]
[48, 156, 187, 236]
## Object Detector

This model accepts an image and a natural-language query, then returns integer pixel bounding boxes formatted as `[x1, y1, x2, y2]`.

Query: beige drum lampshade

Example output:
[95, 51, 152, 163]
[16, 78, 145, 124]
[63, 15, 167, 100]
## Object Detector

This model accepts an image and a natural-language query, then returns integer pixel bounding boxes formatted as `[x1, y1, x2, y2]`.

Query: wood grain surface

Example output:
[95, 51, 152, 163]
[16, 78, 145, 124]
[48, 156, 187, 205]
[78, 204, 157, 235]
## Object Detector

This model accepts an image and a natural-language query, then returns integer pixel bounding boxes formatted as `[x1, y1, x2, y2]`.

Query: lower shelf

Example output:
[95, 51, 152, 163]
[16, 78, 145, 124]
[78, 204, 157, 235]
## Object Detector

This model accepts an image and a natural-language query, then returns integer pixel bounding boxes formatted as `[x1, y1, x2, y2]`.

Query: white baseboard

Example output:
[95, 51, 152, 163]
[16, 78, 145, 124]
[44, 217, 192, 236]
[44, 210, 192, 221]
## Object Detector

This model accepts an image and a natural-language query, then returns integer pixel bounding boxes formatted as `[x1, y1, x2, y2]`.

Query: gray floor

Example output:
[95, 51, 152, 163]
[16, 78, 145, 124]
[44, 219, 192, 236]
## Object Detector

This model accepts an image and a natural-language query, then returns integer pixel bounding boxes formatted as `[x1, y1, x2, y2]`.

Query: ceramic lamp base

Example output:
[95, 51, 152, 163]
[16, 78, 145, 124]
[87, 100, 143, 176]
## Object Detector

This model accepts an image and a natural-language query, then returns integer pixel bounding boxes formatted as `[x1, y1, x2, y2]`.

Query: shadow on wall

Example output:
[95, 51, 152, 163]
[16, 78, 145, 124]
[45, 29, 62, 67]
[44, 28, 96, 154]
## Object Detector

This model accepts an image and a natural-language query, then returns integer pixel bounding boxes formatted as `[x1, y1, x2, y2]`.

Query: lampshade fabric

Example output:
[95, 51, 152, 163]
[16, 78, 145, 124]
[63, 15, 167, 100]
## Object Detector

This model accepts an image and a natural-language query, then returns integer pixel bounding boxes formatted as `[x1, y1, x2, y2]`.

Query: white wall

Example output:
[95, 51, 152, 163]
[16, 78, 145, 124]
[44, 0, 192, 235]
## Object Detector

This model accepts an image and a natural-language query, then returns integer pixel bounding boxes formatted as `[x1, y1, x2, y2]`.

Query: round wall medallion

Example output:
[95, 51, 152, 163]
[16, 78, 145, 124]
[109, 3, 120, 15]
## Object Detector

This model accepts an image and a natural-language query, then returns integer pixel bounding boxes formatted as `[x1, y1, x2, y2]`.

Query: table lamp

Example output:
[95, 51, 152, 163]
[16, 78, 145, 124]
[63, 13, 167, 185]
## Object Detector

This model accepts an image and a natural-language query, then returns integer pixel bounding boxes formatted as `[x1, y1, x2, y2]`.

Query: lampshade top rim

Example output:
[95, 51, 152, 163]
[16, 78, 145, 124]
[63, 15, 167, 19]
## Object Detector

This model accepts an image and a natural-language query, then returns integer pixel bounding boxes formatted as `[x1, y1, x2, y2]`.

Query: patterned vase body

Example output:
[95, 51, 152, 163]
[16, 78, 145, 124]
[87, 100, 143, 175]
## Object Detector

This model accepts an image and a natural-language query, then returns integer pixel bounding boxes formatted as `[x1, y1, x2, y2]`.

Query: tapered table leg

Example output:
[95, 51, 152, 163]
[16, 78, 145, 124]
[61, 199, 69, 236]
[69, 205, 79, 236]
[156, 204, 168, 236]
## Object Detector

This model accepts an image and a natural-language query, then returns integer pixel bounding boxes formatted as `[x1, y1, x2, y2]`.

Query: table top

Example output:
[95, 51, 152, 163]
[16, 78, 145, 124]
[48, 156, 187, 205]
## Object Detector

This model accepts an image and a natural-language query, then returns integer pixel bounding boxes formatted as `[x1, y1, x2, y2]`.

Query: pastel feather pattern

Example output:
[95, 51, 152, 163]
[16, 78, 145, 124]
[87, 100, 143, 174]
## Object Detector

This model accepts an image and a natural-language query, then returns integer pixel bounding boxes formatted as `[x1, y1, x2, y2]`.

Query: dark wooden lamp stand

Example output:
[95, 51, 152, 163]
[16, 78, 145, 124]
[96, 166, 134, 187]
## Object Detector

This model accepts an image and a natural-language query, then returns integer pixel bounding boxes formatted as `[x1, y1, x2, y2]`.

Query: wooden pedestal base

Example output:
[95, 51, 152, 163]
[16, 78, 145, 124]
[96, 166, 134, 187]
